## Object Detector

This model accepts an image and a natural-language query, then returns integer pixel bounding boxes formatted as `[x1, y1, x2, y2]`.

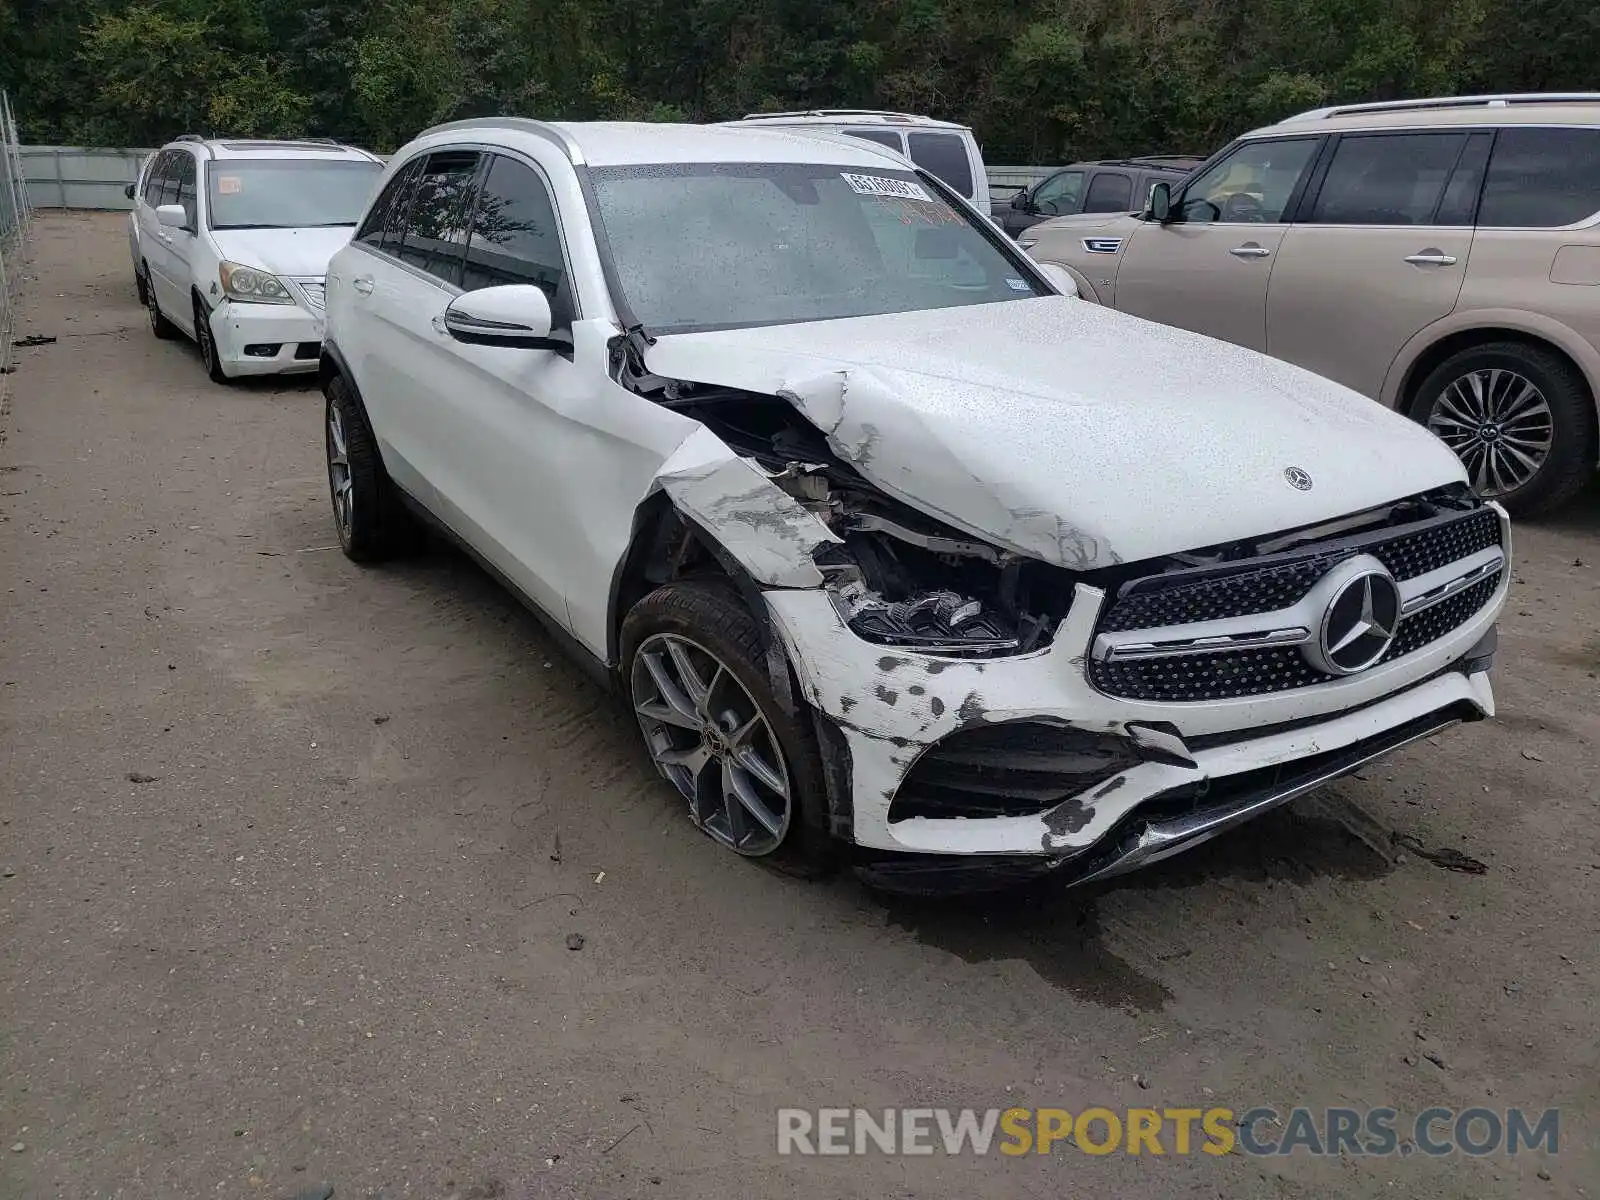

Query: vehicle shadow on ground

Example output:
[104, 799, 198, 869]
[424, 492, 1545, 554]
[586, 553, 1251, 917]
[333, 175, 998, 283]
[866, 798, 1397, 1012]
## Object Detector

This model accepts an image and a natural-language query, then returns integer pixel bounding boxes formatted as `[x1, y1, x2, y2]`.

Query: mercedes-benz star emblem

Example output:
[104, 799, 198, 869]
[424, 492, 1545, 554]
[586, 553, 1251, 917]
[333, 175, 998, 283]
[1303, 556, 1402, 675]
[1284, 466, 1313, 491]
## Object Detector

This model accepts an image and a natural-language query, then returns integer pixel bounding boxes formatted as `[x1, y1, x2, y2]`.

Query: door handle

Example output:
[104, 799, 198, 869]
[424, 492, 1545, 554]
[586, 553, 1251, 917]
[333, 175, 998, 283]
[1229, 245, 1272, 259]
[1404, 252, 1457, 266]
[352, 276, 374, 295]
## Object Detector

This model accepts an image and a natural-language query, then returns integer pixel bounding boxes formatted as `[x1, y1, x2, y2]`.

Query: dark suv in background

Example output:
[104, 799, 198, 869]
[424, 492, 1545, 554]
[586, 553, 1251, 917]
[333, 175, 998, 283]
[996, 155, 1203, 236]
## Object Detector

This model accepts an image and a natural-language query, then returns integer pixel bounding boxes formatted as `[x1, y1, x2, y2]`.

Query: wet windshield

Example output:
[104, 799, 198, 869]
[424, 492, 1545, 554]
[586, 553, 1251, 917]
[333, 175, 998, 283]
[590, 162, 1047, 333]
[207, 160, 384, 230]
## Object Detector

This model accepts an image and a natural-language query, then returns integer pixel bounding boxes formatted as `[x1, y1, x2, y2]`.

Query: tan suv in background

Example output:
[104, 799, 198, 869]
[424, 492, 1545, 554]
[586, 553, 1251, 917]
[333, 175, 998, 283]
[1023, 93, 1600, 514]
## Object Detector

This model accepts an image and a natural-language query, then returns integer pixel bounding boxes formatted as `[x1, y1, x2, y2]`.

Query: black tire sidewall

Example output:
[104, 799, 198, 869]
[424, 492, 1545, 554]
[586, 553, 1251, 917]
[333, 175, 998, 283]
[1413, 342, 1596, 515]
[194, 298, 229, 384]
[621, 580, 835, 875]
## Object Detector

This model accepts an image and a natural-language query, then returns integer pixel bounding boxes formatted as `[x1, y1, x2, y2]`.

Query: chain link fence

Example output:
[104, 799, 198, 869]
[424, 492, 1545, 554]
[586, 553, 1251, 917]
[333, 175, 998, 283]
[1, 90, 32, 385]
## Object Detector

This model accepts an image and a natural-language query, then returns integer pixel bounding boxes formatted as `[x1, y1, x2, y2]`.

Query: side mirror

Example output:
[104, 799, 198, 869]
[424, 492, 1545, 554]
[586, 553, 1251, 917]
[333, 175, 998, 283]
[443, 285, 565, 350]
[1010, 189, 1031, 211]
[1036, 263, 1079, 298]
[124, 183, 137, 201]
[1147, 181, 1173, 223]
[156, 204, 188, 229]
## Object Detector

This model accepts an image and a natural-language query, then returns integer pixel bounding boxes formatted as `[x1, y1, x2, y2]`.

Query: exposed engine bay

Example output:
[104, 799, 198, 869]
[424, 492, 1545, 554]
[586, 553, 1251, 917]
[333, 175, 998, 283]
[624, 363, 1080, 657]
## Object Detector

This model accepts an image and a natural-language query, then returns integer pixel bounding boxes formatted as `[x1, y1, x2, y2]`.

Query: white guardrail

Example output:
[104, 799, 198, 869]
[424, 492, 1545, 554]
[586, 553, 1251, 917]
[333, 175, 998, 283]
[19, 145, 1056, 212]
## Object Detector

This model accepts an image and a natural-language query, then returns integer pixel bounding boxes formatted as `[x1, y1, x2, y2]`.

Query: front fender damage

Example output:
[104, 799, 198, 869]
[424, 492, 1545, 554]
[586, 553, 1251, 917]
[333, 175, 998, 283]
[654, 426, 842, 589]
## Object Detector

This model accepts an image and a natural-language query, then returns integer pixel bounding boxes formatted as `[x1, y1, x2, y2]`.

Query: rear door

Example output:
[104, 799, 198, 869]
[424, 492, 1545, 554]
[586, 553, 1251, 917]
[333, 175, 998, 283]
[1268, 130, 1482, 398]
[1114, 136, 1323, 350]
[139, 151, 174, 285]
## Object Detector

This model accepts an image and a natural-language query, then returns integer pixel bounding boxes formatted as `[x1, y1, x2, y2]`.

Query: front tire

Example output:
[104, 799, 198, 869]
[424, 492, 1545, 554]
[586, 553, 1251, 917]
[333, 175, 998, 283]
[1412, 341, 1596, 515]
[324, 372, 420, 562]
[622, 580, 834, 875]
[194, 298, 229, 385]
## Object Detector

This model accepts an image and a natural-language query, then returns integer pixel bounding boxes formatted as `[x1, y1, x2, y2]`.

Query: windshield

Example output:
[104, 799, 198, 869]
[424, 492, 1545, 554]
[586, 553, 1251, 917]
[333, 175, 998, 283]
[589, 163, 1047, 333]
[207, 159, 384, 230]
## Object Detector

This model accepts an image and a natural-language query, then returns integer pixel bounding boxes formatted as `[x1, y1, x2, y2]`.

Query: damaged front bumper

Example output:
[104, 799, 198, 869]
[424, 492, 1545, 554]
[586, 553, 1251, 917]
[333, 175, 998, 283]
[761, 575, 1503, 871]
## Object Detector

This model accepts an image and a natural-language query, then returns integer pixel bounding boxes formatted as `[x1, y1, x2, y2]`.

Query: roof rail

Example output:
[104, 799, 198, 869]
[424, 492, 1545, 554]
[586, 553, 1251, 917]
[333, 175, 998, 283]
[739, 109, 943, 122]
[417, 116, 587, 165]
[1285, 92, 1600, 121]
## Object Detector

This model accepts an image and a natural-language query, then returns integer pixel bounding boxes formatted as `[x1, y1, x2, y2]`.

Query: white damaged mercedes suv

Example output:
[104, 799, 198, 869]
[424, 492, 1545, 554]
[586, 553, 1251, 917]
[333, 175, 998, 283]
[320, 120, 1508, 888]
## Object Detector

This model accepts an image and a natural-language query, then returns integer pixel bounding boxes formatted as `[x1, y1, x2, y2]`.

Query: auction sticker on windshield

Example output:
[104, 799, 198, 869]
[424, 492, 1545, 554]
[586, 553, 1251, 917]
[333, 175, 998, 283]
[841, 173, 934, 202]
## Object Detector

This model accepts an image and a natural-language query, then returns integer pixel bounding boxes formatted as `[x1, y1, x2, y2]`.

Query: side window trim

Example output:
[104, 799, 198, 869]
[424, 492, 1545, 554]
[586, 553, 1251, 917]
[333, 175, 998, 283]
[1294, 130, 1472, 226]
[463, 147, 582, 323]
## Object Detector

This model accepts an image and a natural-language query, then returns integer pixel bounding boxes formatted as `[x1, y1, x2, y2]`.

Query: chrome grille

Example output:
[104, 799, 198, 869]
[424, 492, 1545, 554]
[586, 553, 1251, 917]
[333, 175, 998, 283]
[1089, 506, 1503, 704]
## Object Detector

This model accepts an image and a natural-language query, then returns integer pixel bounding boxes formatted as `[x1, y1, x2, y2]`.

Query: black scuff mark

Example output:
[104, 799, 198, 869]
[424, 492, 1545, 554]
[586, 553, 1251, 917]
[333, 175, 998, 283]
[908, 685, 925, 696]
[924, 660, 954, 675]
[1043, 797, 1094, 836]
[929, 697, 945, 717]
[840, 695, 858, 713]
[1091, 775, 1127, 800]
[877, 656, 907, 673]
[956, 693, 987, 725]
[874, 685, 900, 706]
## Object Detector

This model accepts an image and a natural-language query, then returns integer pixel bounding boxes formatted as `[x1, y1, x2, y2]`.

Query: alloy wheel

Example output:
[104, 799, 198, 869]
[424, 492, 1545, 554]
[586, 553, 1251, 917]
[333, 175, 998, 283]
[630, 632, 792, 856]
[1426, 368, 1553, 498]
[326, 402, 354, 543]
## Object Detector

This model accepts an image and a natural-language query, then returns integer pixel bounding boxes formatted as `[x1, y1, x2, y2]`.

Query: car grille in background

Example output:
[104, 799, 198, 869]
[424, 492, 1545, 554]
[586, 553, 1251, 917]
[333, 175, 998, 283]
[1089, 506, 1503, 704]
[888, 722, 1137, 822]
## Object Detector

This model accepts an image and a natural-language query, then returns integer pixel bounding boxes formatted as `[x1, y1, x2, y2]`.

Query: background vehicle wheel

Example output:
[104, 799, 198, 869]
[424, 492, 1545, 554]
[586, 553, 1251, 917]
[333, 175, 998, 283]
[325, 372, 421, 562]
[194, 298, 229, 385]
[145, 271, 176, 340]
[1412, 341, 1596, 515]
[622, 580, 835, 875]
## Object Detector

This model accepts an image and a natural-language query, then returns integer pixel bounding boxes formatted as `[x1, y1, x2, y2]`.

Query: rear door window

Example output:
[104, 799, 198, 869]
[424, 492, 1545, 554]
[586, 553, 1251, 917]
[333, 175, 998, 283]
[1479, 127, 1600, 228]
[1308, 132, 1468, 225]
[1083, 171, 1133, 213]
[461, 154, 574, 324]
[907, 132, 974, 198]
[396, 151, 480, 285]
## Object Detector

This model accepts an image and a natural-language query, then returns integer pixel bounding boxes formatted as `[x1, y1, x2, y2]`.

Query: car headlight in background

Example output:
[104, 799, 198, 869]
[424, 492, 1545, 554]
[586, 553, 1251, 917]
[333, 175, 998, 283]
[219, 261, 295, 305]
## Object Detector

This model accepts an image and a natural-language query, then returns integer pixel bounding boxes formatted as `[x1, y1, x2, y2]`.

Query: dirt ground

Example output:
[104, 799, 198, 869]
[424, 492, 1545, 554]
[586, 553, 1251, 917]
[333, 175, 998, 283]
[1, 212, 1596, 1199]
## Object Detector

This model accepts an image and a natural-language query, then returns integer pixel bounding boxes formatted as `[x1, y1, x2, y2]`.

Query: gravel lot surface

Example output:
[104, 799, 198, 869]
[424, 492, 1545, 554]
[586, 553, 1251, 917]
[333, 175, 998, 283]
[2, 213, 1597, 1198]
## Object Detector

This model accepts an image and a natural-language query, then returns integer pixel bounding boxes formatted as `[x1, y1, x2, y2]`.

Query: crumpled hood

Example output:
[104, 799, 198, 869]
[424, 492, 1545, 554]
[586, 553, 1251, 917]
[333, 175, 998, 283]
[210, 226, 354, 278]
[644, 298, 1467, 570]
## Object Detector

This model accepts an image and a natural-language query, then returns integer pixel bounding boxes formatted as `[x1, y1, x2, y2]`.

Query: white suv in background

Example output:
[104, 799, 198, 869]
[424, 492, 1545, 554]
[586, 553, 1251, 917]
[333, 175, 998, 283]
[320, 120, 1505, 889]
[128, 136, 384, 383]
[729, 111, 990, 210]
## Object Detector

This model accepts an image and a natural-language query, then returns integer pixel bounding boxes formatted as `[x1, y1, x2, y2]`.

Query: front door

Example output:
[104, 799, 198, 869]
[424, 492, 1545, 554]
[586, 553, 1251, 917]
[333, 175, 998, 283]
[1113, 136, 1323, 351]
[1267, 131, 1485, 399]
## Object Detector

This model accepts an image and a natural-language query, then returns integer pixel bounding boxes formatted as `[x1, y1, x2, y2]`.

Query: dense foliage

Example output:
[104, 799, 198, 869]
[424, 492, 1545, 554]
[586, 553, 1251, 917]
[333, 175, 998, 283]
[1, 0, 1596, 162]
